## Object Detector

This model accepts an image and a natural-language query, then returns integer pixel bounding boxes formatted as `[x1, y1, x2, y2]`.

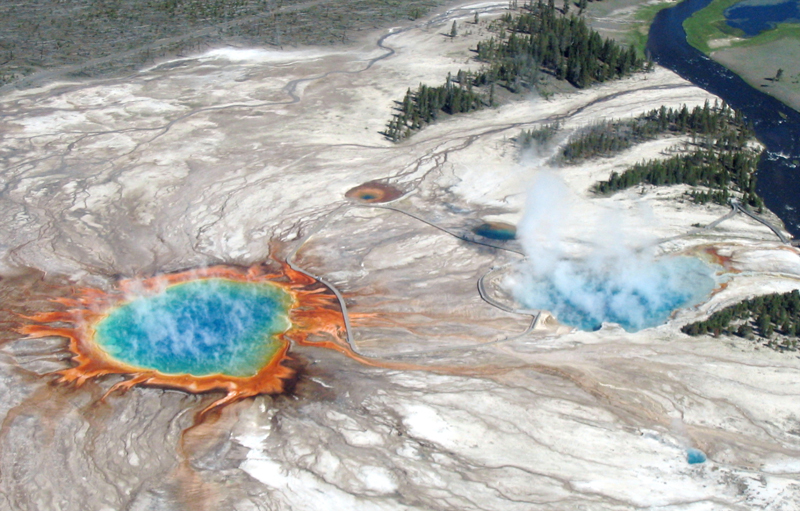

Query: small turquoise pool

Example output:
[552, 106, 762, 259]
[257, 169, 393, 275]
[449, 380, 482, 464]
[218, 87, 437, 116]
[93, 279, 293, 377]
[687, 448, 707, 464]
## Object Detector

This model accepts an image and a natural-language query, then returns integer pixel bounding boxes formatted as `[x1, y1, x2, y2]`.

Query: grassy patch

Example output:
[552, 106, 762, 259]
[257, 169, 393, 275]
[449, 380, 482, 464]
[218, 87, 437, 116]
[741, 21, 800, 45]
[713, 36, 800, 112]
[684, 0, 800, 54]
[683, 0, 743, 53]
[627, 1, 680, 57]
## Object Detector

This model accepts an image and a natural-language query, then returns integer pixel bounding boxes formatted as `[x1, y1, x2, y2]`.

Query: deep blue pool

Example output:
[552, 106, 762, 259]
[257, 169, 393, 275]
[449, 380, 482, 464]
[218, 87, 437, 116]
[93, 279, 293, 377]
[473, 223, 517, 241]
[725, 0, 800, 36]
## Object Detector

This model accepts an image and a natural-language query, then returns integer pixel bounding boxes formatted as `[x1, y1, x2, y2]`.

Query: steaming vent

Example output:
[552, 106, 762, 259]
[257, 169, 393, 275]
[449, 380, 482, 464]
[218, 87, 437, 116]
[507, 172, 717, 332]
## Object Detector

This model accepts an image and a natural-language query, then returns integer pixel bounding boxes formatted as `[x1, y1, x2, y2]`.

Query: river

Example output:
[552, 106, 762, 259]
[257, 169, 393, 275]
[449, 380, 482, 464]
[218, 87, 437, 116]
[647, 0, 800, 238]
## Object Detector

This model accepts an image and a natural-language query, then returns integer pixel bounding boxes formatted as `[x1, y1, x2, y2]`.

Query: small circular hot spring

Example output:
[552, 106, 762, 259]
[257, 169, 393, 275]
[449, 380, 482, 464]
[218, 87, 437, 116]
[512, 255, 717, 332]
[345, 181, 403, 203]
[473, 222, 517, 241]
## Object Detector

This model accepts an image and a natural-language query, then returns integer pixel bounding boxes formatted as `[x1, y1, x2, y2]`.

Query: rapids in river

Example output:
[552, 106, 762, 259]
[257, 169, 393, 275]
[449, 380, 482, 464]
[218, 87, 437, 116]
[648, 0, 800, 237]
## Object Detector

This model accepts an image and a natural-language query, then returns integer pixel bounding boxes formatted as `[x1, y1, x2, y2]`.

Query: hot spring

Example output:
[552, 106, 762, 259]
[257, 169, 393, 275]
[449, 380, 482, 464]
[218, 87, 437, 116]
[687, 448, 707, 464]
[512, 255, 716, 332]
[512, 172, 717, 332]
[21, 263, 367, 413]
[94, 279, 293, 377]
[473, 222, 517, 241]
[345, 181, 404, 203]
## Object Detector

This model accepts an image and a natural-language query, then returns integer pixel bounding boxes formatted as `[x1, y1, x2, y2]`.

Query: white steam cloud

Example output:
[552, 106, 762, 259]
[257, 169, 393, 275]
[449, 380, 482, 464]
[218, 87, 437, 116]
[509, 171, 715, 332]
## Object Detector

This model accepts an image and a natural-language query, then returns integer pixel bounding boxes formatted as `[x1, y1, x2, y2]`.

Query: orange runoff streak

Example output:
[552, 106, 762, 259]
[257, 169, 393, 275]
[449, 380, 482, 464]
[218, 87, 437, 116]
[18, 262, 419, 417]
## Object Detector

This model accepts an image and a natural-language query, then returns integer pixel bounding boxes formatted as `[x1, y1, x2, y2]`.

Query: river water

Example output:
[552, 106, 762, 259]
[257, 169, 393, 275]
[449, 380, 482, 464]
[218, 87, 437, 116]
[725, 0, 800, 37]
[647, 0, 800, 237]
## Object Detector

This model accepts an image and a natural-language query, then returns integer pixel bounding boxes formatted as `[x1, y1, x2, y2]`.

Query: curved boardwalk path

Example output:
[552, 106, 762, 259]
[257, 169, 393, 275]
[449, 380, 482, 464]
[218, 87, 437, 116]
[285, 199, 542, 359]
[730, 200, 791, 244]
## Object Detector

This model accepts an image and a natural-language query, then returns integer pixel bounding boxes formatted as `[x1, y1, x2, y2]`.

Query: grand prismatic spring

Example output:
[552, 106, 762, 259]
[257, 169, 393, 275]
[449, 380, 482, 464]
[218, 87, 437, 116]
[19, 263, 378, 415]
[2, 1, 800, 508]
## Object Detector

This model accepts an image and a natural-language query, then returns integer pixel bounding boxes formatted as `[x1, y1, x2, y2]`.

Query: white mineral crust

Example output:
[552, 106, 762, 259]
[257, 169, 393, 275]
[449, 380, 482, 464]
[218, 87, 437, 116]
[0, 2, 798, 510]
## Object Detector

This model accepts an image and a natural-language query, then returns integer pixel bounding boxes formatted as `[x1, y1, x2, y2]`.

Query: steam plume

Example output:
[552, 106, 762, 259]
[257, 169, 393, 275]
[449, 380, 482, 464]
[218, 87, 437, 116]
[509, 171, 715, 332]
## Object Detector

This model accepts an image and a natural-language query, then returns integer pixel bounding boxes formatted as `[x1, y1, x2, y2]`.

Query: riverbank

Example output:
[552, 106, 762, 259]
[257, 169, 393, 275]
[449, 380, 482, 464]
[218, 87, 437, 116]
[682, 0, 800, 112]
[712, 36, 800, 113]
[584, 0, 800, 113]
[581, 0, 680, 55]
[647, 0, 800, 238]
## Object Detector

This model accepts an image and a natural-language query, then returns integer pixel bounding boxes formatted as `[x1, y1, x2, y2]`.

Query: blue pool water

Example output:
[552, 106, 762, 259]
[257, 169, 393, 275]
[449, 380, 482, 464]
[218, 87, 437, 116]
[724, 0, 800, 37]
[687, 448, 708, 464]
[93, 279, 293, 377]
[473, 223, 517, 240]
[518, 256, 716, 332]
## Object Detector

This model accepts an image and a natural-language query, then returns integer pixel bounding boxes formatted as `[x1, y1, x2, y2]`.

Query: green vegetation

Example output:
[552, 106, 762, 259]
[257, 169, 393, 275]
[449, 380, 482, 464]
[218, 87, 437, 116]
[519, 101, 766, 208]
[477, 5, 647, 87]
[385, 0, 648, 141]
[589, 101, 763, 208]
[682, 289, 800, 352]
[598, 147, 762, 207]
[559, 101, 749, 162]
[684, 0, 800, 54]
[386, 72, 487, 140]
[683, 0, 742, 54]
[734, 22, 800, 47]
[517, 121, 561, 149]
[627, 1, 678, 58]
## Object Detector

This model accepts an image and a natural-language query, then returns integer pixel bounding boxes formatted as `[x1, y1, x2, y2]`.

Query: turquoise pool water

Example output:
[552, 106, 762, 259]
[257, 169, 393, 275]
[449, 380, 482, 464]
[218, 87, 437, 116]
[93, 279, 293, 377]
[687, 448, 707, 464]
[517, 256, 716, 332]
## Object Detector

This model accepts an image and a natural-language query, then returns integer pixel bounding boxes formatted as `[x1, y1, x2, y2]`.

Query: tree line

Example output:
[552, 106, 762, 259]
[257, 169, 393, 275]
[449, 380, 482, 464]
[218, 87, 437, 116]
[555, 101, 752, 162]
[385, 72, 488, 140]
[384, 0, 648, 141]
[595, 148, 763, 208]
[682, 289, 800, 352]
[517, 121, 561, 148]
[588, 103, 763, 209]
[476, 1, 647, 89]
